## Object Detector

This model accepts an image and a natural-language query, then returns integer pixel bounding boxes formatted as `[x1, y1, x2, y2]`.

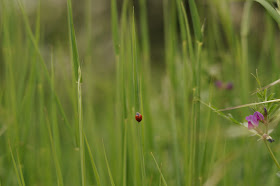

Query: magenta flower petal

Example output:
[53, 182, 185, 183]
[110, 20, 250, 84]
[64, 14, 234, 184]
[248, 121, 254, 129]
[226, 82, 233, 90]
[246, 114, 259, 127]
[246, 115, 252, 122]
[215, 80, 223, 89]
[254, 111, 264, 121]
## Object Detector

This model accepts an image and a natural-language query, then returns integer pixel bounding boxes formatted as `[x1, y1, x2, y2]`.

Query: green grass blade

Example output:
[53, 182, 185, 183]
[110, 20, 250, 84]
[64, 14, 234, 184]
[122, 120, 127, 186]
[84, 134, 101, 186]
[16, 0, 73, 139]
[181, 2, 195, 63]
[67, 0, 82, 82]
[189, 0, 202, 42]
[103, 140, 116, 186]
[67, 0, 85, 184]
[150, 152, 168, 186]
[45, 112, 64, 186]
[254, 0, 280, 25]
[16, 150, 25, 186]
[77, 66, 86, 186]
[9, 143, 22, 186]
[132, 8, 140, 113]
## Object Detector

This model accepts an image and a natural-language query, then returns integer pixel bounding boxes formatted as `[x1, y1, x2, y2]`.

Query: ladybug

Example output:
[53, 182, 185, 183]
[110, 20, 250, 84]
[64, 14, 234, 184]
[135, 112, 142, 122]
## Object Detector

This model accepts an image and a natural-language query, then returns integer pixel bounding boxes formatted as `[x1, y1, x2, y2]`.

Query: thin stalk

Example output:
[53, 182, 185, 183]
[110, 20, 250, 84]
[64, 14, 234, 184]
[137, 125, 146, 185]
[77, 67, 86, 186]
[45, 111, 64, 186]
[9, 143, 23, 186]
[264, 140, 280, 170]
[193, 39, 203, 186]
[103, 140, 116, 186]
[122, 120, 127, 186]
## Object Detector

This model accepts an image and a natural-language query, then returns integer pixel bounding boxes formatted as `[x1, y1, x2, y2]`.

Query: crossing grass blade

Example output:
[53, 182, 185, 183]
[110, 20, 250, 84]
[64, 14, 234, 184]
[16, 0, 74, 139]
[150, 152, 168, 186]
[9, 143, 23, 186]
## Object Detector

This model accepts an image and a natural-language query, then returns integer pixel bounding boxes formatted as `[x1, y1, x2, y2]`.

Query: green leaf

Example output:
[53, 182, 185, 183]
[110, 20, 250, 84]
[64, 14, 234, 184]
[254, 0, 280, 25]
[257, 91, 264, 100]
[67, 0, 82, 82]
[189, 0, 202, 42]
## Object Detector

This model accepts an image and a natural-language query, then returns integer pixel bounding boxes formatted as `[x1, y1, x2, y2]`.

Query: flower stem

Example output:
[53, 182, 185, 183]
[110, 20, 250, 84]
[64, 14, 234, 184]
[264, 140, 280, 170]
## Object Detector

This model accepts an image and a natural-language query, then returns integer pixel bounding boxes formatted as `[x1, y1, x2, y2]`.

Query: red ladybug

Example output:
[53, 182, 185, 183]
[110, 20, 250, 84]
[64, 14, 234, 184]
[135, 112, 142, 122]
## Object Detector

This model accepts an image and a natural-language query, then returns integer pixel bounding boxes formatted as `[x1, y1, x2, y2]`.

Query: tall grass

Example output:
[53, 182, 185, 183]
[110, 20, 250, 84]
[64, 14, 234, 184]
[1, 0, 280, 185]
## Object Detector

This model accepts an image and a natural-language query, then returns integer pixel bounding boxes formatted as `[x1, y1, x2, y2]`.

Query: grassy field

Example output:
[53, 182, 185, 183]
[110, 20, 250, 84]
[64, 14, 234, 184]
[1, 0, 280, 185]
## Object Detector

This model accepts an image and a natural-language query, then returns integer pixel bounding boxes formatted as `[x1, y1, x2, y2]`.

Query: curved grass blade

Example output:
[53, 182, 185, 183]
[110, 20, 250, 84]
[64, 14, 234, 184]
[254, 0, 280, 25]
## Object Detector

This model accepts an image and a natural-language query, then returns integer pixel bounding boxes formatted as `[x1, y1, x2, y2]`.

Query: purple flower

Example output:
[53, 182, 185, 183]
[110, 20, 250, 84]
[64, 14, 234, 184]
[215, 80, 223, 89]
[226, 82, 233, 90]
[245, 111, 264, 129]
[246, 115, 258, 129]
[254, 111, 264, 122]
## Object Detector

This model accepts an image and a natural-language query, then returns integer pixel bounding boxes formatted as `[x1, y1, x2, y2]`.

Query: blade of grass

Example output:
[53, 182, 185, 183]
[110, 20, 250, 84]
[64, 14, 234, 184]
[67, 0, 82, 82]
[9, 143, 22, 186]
[84, 133, 101, 186]
[254, 0, 280, 25]
[132, 8, 146, 185]
[181, 2, 194, 61]
[189, 0, 202, 42]
[77, 66, 85, 186]
[150, 152, 167, 186]
[45, 111, 64, 186]
[103, 140, 116, 186]
[16, 150, 25, 186]
[189, 0, 203, 184]
[66, 0, 85, 185]
[122, 120, 127, 186]
[16, 0, 74, 141]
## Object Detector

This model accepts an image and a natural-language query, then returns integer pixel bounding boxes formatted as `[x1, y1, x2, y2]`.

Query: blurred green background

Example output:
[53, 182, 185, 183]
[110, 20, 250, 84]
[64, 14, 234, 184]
[1, 0, 280, 185]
